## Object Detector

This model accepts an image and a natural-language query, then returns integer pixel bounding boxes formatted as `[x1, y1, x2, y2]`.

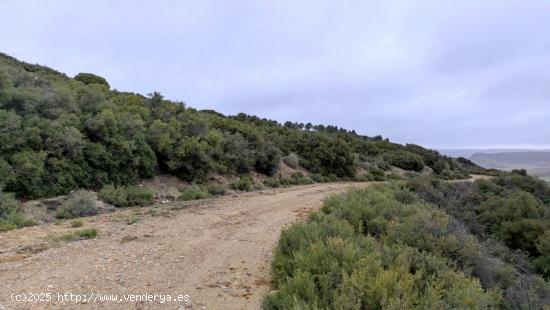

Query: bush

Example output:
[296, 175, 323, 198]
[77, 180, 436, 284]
[74, 72, 110, 88]
[206, 184, 226, 196]
[384, 150, 425, 172]
[0, 192, 34, 231]
[408, 177, 550, 308]
[0, 158, 14, 191]
[231, 176, 252, 191]
[125, 186, 154, 207]
[394, 189, 417, 204]
[98, 185, 126, 207]
[99, 185, 153, 207]
[264, 185, 500, 309]
[255, 144, 282, 176]
[479, 191, 545, 255]
[263, 178, 281, 188]
[310, 173, 327, 183]
[265, 173, 316, 188]
[180, 184, 211, 201]
[290, 172, 315, 185]
[56, 191, 99, 219]
[282, 153, 300, 169]
[70, 219, 83, 227]
[368, 166, 386, 181]
[55, 228, 98, 241]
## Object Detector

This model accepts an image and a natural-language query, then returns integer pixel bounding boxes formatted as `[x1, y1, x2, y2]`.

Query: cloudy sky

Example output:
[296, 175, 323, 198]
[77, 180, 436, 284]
[1, 0, 549, 149]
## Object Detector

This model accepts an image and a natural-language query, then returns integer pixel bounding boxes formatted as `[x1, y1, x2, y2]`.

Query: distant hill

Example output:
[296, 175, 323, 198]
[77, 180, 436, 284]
[469, 151, 550, 169]
[440, 148, 550, 158]
[469, 151, 550, 179]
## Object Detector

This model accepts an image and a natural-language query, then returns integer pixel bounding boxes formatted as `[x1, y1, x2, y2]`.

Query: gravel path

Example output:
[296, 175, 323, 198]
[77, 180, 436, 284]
[0, 182, 369, 310]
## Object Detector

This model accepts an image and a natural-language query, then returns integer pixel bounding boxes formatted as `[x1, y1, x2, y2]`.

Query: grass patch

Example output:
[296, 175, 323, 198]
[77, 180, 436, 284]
[69, 219, 84, 228]
[99, 185, 153, 207]
[263, 172, 315, 188]
[231, 176, 253, 191]
[180, 184, 211, 201]
[53, 228, 98, 242]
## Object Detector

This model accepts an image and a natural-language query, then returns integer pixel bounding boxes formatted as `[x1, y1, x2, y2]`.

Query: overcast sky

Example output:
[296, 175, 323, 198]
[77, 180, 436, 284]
[1, 0, 549, 149]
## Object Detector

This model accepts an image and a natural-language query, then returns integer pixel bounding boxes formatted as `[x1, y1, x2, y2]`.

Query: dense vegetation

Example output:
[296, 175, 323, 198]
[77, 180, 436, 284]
[0, 52, 482, 229]
[408, 170, 550, 281]
[265, 181, 550, 309]
[264, 185, 501, 309]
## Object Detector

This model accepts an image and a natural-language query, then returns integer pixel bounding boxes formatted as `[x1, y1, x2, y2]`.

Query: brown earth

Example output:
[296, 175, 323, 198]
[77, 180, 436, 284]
[0, 182, 370, 310]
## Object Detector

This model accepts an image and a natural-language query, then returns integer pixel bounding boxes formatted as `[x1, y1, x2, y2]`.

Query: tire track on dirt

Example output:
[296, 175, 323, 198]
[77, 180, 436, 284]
[0, 182, 370, 310]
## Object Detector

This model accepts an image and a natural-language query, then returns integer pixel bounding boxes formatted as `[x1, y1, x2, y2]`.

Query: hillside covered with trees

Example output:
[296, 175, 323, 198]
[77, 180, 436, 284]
[0, 53, 484, 228]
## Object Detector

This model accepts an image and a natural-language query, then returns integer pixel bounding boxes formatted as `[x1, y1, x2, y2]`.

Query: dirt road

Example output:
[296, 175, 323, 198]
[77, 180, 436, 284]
[0, 182, 369, 310]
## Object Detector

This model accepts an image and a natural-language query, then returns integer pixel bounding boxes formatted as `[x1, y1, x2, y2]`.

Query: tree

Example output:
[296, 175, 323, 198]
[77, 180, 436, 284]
[384, 150, 425, 172]
[9, 150, 47, 197]
[255, 144, 282, 176]
[74, 73, 110, 88]
[0, 158, 14, 190]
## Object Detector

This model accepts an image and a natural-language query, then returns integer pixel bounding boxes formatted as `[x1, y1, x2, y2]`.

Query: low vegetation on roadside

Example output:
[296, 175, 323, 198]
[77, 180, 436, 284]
[98, 185, 153, 207]
[408, 170, 550, 281]
[180, 184, 211, 201]
[56, 191, 99, 219]
[231, 176, 253, 191]
[0, 191, 35, 231]
[52, 228, 98, 242]
[69, 219, 83, 227]
[264, 176, 550, 309]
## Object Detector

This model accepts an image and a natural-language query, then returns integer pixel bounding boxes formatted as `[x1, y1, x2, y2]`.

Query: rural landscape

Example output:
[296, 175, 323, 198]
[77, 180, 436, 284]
[1, 53, 550, 309]
[2, 1, 550, 309]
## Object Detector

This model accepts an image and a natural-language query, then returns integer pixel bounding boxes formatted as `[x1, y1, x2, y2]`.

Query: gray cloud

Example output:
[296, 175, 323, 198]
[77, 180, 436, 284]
[1, 0, 549, 149]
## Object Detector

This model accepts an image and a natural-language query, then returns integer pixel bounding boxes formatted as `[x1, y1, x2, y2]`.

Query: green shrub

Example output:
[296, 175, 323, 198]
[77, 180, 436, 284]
[180, 184, 211, 201]
[98, 185, 127, 207]
[264, 185, 500, 309]
[479, 191, 545, 255]
[263, 178, 281, 188]
[56, 191, 99, 219]
[285, 172, 315, 185]
[0, 192, 34, 231]
[394, 189, 417, 204]
[0, 192, 20, 221]
[368, 166, 386, 181]
[74, 72, 110, 88]
[231, 176, 252, 191]
[99, 185, 153, 207]
[384, 150, 425, 172]
[407, 177, 550, 308]
[255, 144, 282, 176]
[310, 173, 327, 183]
[125, 186, 154, 207]
[0, 158, 14, 191]
[70, 219, 83, 227]
[206, 184, 226, 196]
[55, 228, 98, 242]
[282, 153, 300, 169]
